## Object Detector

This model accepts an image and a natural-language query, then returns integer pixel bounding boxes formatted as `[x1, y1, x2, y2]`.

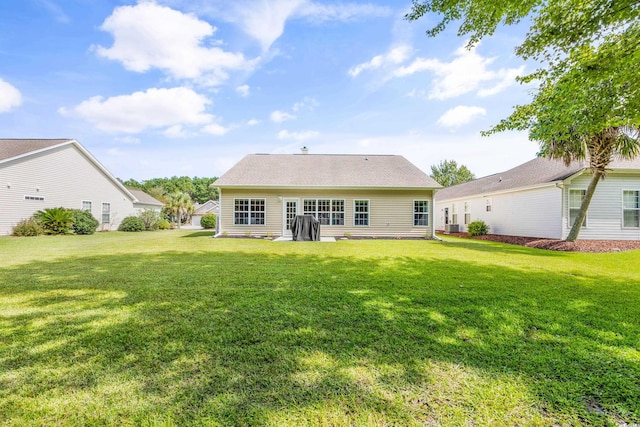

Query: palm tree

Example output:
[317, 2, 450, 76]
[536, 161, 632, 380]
[540, 126, 640, 241]
[167, 192, 193, 229]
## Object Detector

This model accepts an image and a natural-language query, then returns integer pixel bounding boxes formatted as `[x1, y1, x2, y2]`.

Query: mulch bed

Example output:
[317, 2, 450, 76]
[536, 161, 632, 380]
[442, 232, 640, 253]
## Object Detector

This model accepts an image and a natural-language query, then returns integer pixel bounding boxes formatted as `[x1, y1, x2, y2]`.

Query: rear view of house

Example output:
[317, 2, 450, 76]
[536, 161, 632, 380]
[435, 157, 640, 240]
[0, 138, 162, 235]
[215, 151, 441, 239]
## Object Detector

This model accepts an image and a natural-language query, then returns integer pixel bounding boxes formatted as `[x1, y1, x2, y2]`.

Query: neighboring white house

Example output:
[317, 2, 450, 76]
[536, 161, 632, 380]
[0, 138, 163, 235]
[215, 151, 442, 238]
[191, 200, 219, 227]
[435, 157, 640, 240]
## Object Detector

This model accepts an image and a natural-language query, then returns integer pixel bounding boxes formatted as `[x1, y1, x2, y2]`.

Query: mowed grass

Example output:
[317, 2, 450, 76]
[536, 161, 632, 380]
[1, 231, 639, 426]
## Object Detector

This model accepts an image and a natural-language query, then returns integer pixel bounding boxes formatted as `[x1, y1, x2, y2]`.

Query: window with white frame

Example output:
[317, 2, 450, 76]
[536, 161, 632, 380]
[354, 200, 369, 226]
[303, 199, 344, 225]
[234, 198, 265, 225]
[82, 200, 92, 211]
[486, 198, 492, 212]
[101, 202, 111, 223]
[568, 189, 586, 227]
[464, 202, 470, 225]
[623, 190, 640, 228]
[451, 204, 458, 224]
[24, 195, 45, 201]
[413, 200, 429, 226]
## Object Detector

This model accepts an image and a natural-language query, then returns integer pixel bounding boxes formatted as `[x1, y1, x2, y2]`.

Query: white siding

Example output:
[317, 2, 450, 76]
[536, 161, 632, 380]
[562, 173, 640, 240]
[219, 188, 435, 238]
[436, 185, 562, 239]
[0, 144, 137, 235]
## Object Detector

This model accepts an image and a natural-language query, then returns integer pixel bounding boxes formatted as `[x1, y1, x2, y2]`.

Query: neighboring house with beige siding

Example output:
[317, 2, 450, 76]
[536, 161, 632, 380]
[0, 139, 163, 235]
[435, 157, 640, 240]
[215, 152, 441, 239]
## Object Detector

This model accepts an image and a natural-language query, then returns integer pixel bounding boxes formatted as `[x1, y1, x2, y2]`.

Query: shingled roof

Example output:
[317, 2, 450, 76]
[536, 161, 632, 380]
[215, 154, 441, 189]
[127, 188, 164, 206]
[437, 156, 640, 201]
[0, 139, 74, 162]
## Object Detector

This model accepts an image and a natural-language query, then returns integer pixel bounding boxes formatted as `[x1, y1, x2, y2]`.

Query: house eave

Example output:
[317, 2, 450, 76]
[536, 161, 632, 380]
[437, 181, 560, 203]
[216, 184, 440, 191]
[1, 139, 138, 203]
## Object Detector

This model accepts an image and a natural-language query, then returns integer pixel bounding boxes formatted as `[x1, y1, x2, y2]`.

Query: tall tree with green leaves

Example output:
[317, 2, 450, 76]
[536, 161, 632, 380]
[430, 159, 475, 187]
[167, 192, 194, 229]
[407, 0, 640, 241]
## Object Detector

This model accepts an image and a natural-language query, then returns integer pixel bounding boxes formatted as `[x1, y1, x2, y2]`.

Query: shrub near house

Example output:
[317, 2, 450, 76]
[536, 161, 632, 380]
[200, 213, 217, 229]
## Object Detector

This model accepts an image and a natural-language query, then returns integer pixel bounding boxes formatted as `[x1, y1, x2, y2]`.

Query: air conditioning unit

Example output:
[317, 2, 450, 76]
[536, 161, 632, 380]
[445, 224, 459, 234]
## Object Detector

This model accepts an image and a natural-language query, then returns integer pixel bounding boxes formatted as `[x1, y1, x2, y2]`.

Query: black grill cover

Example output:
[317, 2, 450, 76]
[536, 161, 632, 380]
[290, 214, 320, 241]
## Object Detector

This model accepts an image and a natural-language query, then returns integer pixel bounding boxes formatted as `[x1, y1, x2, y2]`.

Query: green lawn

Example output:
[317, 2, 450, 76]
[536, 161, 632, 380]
[1, 231, 639, 426]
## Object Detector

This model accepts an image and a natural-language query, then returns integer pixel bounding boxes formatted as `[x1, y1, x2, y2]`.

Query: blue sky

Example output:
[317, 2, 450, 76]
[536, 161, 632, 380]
[0, 0, 540, 180]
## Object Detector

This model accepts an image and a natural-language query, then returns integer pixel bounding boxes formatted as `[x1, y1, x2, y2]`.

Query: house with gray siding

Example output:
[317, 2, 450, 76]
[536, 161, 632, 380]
[0, 138, 162, 235]
[215, 151, 441, 239]
[435, 157, 640, 240]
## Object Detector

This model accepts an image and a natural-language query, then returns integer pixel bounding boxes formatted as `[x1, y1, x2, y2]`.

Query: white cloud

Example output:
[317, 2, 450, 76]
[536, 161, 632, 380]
[349, 45, 411, 77]
[437, 106, 487, 128]
[270, 110, 296, 123]
[164, 125, 191, 138]
[37, 0, 71, 23]
[394, 43, 524, 99]
[202, 122, 231, 135]
[246, 118, 260, 126]
[236, 84, 250, 97]
[62, 87, 213, 133]
[277, 129, 319, 141]
[292, 97, 318, 112]
[114, 136, 141, 144]
[220, 0, 391, 51]
[95, 2, 255, 86]
[0, 78, 22, 113]
[298, 2, 391, 23]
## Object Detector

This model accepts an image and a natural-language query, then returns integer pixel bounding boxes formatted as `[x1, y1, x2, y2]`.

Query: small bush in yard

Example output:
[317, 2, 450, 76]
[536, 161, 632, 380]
[158, 219, 170, 230]
[200, 213, 217, 229]
[118, 216, 145, 232]
[467, 220, 490, 236]
[71, 210, 99, 235]
[34, 207, 74, 235]
[139, 209, 161, 231]
[12, 218, 44, 236]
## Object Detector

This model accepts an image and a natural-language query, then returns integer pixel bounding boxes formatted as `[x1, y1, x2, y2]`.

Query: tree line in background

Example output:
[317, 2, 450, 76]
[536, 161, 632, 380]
[121, 176, 218, 204]
[120, 176, 219, 227]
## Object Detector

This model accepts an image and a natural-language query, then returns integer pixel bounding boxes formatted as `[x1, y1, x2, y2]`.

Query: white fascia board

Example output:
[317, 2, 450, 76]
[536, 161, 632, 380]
[0, 140, 74, 165]
[437, 181, 560, 203]
[215, 185, 440, 191]
[0, 139, 137, 202]
[71, 140, 138, 202]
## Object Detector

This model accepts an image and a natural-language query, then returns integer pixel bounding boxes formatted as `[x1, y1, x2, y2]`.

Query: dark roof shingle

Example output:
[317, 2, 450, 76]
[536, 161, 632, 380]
[0, 139, 74, 162]
[437, 157, 640, 200]
[215, 154, 441, 188]
[128, 188, 164, 206]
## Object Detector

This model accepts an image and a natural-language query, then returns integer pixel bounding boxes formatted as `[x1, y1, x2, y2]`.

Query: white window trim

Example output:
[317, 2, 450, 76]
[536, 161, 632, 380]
[24, 195, 45, 201]
[413, 199, 429, 227]
[233, 198, 267, 226]
[82, 200, 92, 211]
[485, 198, 492, 213]
[353, 199, 370, 227]
[101, 202, 111, 224]
[464, 202, 470, 225]
[303, 198, 345, 226]
[451, 203, 458, 224]
[622, 189, 640, 229]
[568, 188, 587, 228]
